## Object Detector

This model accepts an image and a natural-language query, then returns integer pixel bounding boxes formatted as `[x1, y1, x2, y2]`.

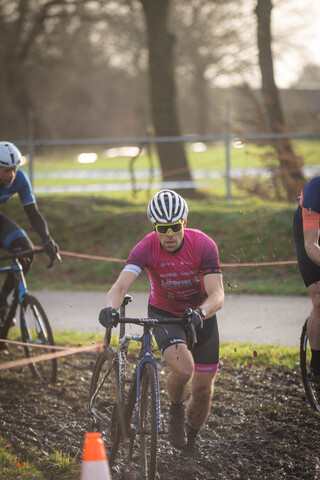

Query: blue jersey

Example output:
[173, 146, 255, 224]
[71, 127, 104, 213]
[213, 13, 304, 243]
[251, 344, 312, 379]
[298, 176, 320, 231]
[299, 176, 320, 214]
[0, 169, 35, 206]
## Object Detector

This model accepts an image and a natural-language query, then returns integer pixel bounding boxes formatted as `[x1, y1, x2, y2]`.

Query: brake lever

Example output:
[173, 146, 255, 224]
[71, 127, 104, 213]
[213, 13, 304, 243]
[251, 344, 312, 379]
[46, 252, 62, 269]
[104, 310, 118, 346]
[189, 322, 197, 346]
[104, 326, 112, 346]
[184, 308, 198, 350]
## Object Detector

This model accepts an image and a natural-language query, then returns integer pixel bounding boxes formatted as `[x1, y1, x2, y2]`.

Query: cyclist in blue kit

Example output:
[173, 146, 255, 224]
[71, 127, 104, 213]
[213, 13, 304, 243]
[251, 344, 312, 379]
[293, 176, 320, 381]
[0, 141, 59, 347]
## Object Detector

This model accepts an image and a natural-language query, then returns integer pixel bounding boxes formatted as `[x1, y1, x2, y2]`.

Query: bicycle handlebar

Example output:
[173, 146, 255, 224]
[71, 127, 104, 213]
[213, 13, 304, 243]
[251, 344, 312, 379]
[109, 311, 198, 350]
[0, 247, 62, 269]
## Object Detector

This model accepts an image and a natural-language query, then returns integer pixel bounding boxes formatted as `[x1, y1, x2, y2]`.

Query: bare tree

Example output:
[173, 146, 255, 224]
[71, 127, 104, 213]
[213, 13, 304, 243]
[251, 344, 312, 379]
[173, 0, 249, 136]
[255, 0, 305, 201]
[138, 0, 195, 193]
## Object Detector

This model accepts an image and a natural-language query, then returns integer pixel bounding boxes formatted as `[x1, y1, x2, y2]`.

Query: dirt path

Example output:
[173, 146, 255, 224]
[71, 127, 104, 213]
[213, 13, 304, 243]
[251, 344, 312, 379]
[0, 351, 319, 479]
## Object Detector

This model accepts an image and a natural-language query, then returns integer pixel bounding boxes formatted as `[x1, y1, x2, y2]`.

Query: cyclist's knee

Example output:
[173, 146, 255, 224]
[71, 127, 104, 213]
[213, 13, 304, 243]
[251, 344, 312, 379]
[9, 237, 34, 273]
[311, 297, 320, 318]
[192, 382, 214, 404]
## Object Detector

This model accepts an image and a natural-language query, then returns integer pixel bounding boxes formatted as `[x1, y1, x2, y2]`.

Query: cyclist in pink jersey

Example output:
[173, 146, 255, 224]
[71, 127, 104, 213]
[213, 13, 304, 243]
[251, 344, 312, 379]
[99, 189, 224, 450]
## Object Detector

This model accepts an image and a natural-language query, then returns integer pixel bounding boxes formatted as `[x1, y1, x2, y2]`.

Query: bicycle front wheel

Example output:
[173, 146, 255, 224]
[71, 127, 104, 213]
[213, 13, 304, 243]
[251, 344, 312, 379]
[89, 347, 120, 466]
[300, 318, 320, 412]
[139, 362, 158, 480]
[20, 295, 57, 384]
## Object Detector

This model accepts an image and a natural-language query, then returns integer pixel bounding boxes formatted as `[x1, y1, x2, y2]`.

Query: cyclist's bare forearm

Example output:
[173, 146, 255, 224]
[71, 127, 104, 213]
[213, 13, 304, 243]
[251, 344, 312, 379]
[201, 273, 224, 319]
[105, 271, 137, 310]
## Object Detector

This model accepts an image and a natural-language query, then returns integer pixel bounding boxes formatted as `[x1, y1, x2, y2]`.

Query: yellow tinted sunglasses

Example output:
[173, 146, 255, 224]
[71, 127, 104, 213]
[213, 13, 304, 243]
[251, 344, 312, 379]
[155, 221, 184, 235]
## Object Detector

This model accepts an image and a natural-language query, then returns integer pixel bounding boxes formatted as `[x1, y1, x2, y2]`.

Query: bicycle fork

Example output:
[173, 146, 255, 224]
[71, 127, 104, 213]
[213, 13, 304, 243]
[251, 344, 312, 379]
[134, 330, 163, 435]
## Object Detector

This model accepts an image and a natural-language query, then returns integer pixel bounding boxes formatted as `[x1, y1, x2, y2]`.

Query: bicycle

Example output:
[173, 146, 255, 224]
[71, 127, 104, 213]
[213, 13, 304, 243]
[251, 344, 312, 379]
[0, 247, 60, 384]
[89, 294, 197, 480]
[300, 317, 320, 412]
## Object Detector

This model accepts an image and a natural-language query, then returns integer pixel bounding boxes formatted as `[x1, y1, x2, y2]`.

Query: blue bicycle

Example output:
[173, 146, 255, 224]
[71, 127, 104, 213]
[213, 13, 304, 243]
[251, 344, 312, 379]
[0, 248, 59, 383]
[89, 294, 196, 480]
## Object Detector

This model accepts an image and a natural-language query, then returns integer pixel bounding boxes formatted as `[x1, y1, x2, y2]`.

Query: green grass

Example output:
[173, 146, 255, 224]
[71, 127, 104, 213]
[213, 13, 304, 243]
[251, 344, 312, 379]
[0, 436, 81, 480]
[220, 341, 300, 370]
[0, 192, 305, 295]
[3, 138, 319, 294]
[26, 138, 320, 174]
[48, 331, 300, 373]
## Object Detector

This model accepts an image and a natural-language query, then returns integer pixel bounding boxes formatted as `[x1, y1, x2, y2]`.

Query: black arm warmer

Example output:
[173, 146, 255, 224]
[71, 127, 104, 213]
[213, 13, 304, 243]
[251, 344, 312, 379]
[24, 203, 51, 243]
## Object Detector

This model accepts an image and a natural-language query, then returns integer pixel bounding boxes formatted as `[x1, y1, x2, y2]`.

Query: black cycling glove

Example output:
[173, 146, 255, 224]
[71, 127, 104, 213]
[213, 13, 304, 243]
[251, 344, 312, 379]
[99, 307, 119, 328]
[44, 237, 59, 260]
[183, 308, 204, 331]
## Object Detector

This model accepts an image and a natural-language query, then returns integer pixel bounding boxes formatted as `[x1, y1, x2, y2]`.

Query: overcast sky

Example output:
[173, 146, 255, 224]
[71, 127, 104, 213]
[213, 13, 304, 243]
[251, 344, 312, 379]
[273, 0, 320, 88]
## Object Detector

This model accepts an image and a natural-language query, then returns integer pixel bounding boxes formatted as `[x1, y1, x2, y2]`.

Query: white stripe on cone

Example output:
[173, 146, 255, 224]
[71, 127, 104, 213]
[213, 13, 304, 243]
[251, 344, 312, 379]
[80, 460, 112, 479]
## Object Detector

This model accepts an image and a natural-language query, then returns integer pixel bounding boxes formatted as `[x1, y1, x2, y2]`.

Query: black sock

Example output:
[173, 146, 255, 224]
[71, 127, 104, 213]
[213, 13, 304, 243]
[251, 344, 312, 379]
[311, 349, 320, 374]
[171, 401, 183, 408]
[186, 423, 199, 441]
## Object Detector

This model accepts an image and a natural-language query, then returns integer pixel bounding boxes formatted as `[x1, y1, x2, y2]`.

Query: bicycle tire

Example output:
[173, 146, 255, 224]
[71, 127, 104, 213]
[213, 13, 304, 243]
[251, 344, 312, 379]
[139, 363, 158, 480]
[0, 291, 19, 341]
[20, 295, 57, 384]
[89, 347, 121, 465]
[300, 318, 320, 413]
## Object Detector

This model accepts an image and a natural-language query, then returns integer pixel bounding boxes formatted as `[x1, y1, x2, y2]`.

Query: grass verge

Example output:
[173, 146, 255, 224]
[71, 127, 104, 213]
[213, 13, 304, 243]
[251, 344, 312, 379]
[0, 194, 306, 295]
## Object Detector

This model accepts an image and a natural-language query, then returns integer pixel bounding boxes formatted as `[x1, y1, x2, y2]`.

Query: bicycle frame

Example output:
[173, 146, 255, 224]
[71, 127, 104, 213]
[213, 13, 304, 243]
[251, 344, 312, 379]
[115, 326, 162, 433]
[135, 329, 161, 434]
[89, 298, 197, 479]
[112, 314, 196, 435]
[0, 248, 57, 383]
[0, 260, 28, 297]
[0, 258, 37, 336]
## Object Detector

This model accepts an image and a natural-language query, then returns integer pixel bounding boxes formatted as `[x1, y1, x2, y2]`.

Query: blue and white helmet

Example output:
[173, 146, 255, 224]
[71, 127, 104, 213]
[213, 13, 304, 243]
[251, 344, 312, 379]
[0, 142, 22, 168]
[147, 189, 188, 223]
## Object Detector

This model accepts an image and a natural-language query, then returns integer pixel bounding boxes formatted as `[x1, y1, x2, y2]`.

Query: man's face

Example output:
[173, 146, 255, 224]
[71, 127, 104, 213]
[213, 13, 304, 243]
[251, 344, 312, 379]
[0, 167, 18, 186]
[154, 220, 186, 252]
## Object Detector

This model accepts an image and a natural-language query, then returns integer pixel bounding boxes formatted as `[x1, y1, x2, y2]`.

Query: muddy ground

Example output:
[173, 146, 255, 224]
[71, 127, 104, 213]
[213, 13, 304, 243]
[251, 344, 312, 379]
[1, 350, 320, 480]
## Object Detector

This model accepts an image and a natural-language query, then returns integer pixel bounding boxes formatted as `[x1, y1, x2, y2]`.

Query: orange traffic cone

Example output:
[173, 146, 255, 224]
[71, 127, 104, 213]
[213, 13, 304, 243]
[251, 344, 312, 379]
[80, 432, 112, 479]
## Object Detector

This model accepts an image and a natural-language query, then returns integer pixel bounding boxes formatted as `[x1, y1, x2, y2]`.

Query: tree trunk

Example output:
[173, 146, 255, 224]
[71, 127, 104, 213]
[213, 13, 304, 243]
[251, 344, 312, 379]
[255, 0, 305, 201]
[139, 0, 195, 192]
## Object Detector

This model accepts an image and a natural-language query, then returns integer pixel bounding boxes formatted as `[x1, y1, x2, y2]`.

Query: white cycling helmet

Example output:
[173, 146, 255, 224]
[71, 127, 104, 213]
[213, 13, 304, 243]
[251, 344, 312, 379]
[147, 189, 188, 223]
[0, 142, 22, 168]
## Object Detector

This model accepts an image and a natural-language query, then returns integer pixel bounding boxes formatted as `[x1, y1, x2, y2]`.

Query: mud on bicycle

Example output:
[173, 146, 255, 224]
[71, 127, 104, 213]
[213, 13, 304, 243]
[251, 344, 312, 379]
[0, 247, 61, 383]
[88, 294, 197, 480]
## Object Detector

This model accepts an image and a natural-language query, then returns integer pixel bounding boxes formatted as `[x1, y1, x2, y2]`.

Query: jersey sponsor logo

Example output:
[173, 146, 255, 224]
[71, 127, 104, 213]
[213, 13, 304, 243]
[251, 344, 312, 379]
[161, 278, 193, 290]
[195, 364, 219, 373]
[166, 338, 185, 346]
[160, 262, 175, 267]
[159, 272, 178, 278]
[180, 269, 198, 276]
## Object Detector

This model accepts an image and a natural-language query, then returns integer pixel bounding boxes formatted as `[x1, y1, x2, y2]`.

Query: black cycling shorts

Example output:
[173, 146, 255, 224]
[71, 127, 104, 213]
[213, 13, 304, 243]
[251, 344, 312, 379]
[148, 304, 219, 373]
[0, 213, 30, 250]
[292, 206, 320, 287]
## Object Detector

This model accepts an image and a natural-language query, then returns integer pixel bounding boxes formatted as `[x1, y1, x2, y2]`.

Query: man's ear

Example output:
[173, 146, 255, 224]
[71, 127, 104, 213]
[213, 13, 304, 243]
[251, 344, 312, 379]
[152, 223, 156, 230]
[183, 218, 187, 227]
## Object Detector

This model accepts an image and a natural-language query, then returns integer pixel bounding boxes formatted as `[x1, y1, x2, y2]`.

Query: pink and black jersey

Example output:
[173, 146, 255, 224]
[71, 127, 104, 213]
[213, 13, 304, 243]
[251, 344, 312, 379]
[123, 228, 221, 316]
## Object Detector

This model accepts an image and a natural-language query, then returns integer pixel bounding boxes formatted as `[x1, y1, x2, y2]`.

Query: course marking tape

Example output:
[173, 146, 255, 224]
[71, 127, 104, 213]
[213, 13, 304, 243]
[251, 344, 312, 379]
[59, 249, 297, 267]
[0, 340, 103, 371]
